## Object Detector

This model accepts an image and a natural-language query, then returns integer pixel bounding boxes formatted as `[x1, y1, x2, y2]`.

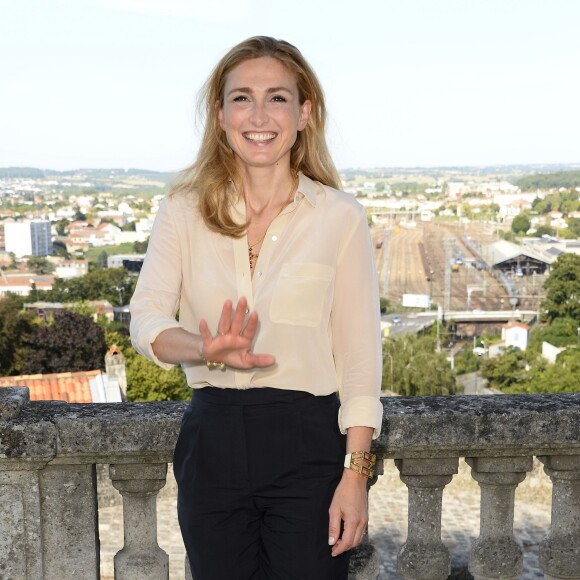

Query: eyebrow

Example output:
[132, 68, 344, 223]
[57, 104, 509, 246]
[226, 86, 293, 97]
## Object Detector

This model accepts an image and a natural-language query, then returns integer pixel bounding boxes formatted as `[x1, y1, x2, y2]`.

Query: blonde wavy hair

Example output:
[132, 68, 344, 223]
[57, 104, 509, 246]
[170, 36, 341, 238]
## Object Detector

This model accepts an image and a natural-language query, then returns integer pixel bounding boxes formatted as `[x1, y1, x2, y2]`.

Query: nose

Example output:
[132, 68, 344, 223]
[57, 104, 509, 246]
[250, 101, 268, 126]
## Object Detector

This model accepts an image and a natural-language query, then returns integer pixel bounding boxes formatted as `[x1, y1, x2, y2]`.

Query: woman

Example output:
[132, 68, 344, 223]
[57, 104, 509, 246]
[130, 36, 382, 580]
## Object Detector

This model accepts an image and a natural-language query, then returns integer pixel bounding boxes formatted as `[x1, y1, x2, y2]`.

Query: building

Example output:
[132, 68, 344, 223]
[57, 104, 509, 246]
[0, 345, 126, 403]
[4, 220, 52, 257]
[53, 259, 89, 279]
[0, 272, 54, 297]
[502, 321, 530, 351]
[107, 254, 145, 271]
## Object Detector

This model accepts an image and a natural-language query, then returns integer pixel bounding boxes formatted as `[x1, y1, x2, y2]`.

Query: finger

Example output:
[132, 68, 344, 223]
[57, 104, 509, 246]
[352, 520, 367, 548]
[332, 523, 355, 557]
[240, 310, 259, 339]
[230, 297, 247, 336]
[199, 319, 212, 344]
[328, 508, 341, 548]
[217, 300, 233, 335]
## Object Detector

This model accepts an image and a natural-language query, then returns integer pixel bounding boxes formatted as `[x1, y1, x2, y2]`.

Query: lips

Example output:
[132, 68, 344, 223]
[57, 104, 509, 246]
[243, 132, 277, 142]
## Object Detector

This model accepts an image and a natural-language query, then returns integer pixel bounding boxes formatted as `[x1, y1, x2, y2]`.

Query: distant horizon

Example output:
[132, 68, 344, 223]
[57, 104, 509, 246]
[1, 161, 580, 175]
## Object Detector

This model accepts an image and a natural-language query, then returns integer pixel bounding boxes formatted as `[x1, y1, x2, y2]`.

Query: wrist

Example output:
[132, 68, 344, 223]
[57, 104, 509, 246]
[342, 467, 370, 484]
[343, 450, 376, 479]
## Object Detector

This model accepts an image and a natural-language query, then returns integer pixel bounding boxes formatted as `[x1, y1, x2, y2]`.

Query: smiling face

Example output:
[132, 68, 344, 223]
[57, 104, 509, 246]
[218, 57, 311, 173]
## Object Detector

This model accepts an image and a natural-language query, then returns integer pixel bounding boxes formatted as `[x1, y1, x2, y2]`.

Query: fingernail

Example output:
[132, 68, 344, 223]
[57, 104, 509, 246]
[328, 536, 335, 545]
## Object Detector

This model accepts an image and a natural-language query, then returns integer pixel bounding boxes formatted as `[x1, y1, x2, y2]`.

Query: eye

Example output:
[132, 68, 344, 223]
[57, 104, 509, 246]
[233, 95, 249, 102]
[271, 95, 287, 103]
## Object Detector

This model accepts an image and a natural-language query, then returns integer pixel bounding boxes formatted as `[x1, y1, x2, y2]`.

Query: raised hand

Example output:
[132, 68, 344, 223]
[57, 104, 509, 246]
[198, 297, 276, 370]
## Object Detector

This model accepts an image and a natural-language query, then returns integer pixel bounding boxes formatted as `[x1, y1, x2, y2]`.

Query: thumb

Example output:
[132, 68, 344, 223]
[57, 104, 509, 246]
[328, 507, 341, 545]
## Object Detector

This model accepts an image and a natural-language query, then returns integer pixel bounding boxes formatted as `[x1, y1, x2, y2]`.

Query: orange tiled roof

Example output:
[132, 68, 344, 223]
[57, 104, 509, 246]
[502, 321, 530, 331]
[0, 370, 102, 403]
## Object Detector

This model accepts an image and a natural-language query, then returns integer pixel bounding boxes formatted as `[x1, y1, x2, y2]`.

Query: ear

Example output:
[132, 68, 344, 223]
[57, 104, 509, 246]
[298, 100, 311, 131]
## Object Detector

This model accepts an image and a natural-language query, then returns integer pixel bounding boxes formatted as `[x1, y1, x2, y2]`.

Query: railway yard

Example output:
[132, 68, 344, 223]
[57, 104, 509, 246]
[372, 220, 546, 313]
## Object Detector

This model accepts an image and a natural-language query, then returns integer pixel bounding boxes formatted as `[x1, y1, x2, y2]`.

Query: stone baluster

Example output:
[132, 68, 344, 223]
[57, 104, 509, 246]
[395, 457, 458, 580]
[466, 456, 532, 580]
[538, 455, 580, 580]
[109, 463, 169, 580]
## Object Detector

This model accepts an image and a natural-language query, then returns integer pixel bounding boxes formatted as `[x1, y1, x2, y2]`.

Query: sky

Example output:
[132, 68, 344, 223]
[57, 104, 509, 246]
[1, 0, 579, 171]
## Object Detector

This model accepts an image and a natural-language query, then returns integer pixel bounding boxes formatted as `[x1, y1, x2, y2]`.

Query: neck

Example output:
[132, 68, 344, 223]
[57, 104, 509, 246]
[241, 166, 296, 215]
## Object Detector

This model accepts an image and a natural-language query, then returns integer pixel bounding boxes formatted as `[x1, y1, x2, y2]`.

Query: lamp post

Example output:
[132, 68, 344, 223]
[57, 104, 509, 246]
[384, 351, 394, 390]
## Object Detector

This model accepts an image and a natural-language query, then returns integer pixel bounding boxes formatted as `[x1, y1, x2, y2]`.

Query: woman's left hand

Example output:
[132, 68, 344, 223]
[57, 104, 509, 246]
[328, 468, 369, 557]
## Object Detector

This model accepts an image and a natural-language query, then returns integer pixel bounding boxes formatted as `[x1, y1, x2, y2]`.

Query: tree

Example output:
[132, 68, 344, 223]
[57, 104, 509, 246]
[541, 254, 580, 323]
[96, 250, 109, 269]
[535, 225, 555, 237]
[125, 355, 190, 402]
[523, 350, 580, 394]
[566, 218, 580, 238]
[27, 256, 55, 275]
[22, 310, 107, 374]
[73, 207, 87, 221]
[511, 214, 530, 234]
[527, 317, 579, 353]
[382, 335, 457, 396]
[52, 240, 70, 258]
[39, 267, 136, 306]
[133, 238, 149, 254]
[55, 219, 70, 236]
[480, 347, 528, 391]
[454, 347, 480, 375]
[0, 294, 36, 375]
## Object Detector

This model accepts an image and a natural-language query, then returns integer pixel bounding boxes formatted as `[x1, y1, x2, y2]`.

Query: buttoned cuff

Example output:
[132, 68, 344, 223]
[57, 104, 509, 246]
[338, 395, 383, 439]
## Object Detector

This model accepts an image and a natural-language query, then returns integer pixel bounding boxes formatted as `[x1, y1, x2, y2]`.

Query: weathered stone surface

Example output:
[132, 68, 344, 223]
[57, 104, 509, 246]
[40, 464, 99, 579]
[538, 454, 580, 579]
[0, 414, 56, 464]
[1, 394, 579, 579]
[0, 470, 43, 578]
[467, 456, 532, 580]
[0, 387, 30, 420]
[35, 400, 186, 462]
[110, 463, 169, 580]
[349, 543, 380, 580]
[396, 458, 458, 579]
[376, 393, 580, 458]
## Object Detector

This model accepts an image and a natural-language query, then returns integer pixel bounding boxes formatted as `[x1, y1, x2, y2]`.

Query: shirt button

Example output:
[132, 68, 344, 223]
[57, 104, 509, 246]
[271, 235, 278, 241]
[257, 271, 263, 277]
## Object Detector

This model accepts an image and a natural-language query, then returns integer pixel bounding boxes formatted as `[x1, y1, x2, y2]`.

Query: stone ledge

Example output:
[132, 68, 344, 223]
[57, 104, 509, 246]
[0, 387, 30, 420]
[377, 393, 580, 458]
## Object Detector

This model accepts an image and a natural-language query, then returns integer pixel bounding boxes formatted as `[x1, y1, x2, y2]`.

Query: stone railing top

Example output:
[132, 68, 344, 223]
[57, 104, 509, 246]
[1, 389, 579, 464]
[376, 393, 580, 458]
[0, 395, 187, 464]
[0, 386, 30, 420]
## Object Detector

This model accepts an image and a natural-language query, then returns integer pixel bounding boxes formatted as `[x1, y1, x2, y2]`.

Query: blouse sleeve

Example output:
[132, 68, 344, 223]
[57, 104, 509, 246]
[331, 203, 383, 438]
[129, 196, 185, 370]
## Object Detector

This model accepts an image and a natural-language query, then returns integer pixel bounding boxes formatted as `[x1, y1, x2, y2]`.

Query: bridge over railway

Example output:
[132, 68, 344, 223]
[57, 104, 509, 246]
[382, 310, 537, 337]
[444, 309, 537, 323]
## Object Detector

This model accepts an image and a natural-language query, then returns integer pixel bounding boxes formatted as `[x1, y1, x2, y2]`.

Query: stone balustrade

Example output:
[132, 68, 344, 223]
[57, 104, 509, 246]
[1, 387, 579, 579]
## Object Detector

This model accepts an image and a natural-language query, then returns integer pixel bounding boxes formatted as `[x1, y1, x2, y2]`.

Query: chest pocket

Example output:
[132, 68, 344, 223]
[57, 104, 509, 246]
[270, 262, 334, 328]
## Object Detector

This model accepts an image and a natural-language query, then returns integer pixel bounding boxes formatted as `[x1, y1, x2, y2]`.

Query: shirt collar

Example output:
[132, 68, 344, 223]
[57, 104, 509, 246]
[231, 171, 320, 217]
[296, 172, 319, 208]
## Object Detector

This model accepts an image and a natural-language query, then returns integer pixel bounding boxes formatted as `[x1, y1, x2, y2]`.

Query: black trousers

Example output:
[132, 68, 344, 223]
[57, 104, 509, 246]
[173, 387, 349, 580]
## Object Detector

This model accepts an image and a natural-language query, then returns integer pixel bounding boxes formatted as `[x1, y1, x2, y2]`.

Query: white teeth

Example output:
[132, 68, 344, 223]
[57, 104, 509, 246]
[245, 132, 276, 141]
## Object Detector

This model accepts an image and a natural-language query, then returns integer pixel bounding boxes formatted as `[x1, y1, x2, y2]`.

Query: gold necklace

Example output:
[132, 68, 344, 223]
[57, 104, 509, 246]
[248, 175, 297, 272]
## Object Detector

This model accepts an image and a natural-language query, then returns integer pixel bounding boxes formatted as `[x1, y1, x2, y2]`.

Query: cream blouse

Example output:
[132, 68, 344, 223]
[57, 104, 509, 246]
[129, 173, 383, 438]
